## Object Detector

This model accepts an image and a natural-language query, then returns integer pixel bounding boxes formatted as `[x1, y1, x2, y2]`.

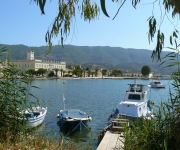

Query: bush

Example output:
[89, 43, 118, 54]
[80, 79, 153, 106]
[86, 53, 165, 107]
[48, 71, 54, 77]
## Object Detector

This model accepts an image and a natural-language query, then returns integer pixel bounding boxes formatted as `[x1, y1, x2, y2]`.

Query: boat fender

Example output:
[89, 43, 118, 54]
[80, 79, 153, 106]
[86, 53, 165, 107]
[151, 101, 155, 105]
[114, 108, 119, 115]
[88, 116, 92, 121]
[57, 114, 60, 118]
[142, 92, 145, 99]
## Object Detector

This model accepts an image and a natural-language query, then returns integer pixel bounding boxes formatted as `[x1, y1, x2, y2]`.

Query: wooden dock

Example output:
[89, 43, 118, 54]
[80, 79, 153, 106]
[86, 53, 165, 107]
[97, 119, 128, 150]
[96, 131, 124, 150]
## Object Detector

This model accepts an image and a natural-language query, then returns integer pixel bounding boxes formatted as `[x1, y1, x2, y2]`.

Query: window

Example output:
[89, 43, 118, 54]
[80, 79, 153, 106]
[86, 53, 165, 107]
[128, 94, 140, 100]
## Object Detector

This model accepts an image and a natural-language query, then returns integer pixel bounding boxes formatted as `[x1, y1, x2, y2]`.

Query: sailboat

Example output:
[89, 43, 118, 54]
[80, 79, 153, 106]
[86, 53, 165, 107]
[57, 95, 92, 126]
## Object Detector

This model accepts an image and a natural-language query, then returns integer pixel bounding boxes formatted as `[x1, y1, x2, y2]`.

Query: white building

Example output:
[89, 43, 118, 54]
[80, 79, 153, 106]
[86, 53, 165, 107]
[12, 51, 66, 76]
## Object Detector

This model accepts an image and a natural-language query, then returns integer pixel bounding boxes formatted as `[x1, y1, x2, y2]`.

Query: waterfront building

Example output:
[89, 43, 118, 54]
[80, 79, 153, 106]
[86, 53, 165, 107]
[12, 51, 66, 77]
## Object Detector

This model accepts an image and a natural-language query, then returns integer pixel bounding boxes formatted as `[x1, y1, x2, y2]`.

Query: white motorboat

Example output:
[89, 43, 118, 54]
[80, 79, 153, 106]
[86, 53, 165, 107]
[23, 106, 47, 128]
[148, 80, 165, 88]
[109, 80, 154, 124]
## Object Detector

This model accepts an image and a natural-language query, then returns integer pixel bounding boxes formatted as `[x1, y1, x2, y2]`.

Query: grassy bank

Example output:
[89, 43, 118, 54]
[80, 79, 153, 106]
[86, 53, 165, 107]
[0, 134, 93, 150]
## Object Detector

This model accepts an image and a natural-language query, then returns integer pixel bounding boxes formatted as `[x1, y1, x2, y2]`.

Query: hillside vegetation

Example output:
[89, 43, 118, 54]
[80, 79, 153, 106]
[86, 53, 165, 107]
[2, 44, 174, 74]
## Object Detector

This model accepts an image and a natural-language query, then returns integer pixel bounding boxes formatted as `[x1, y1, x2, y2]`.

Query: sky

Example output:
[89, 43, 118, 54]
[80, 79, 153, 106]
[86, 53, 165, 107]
[0, 0, 179, 51]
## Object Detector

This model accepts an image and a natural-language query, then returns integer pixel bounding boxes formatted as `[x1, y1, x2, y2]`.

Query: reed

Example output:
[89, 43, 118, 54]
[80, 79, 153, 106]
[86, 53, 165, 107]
[0, 45, 42, 142]
[123, 47, 180, 150]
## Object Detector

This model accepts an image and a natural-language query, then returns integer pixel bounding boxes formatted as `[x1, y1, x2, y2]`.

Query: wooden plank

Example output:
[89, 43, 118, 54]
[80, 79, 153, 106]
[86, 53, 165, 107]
[96, 131, 123, 150]
[106, 133, 119, 150]
[97, 131, 112, 150]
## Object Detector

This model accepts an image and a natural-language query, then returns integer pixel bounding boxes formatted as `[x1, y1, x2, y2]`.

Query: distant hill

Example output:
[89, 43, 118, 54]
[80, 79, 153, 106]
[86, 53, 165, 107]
[1, 44, 176, 74]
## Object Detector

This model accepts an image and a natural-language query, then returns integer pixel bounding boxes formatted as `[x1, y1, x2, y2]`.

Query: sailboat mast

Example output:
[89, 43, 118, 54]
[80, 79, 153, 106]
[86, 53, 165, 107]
[63, 94, 65, 110]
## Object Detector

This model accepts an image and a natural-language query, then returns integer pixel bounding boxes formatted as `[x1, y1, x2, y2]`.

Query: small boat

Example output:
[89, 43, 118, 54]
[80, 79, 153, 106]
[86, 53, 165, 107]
[148, 79, 165, 88]
[57, 95, 92, 126]
[72, 77, 80, 79]
[109, 80, 154, 124]
[57, 109, 92, 125]
[23, 106, 48, 128]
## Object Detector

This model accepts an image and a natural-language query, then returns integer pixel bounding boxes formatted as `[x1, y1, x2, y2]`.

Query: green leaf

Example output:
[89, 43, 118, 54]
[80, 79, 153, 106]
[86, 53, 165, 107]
[170, 36, 172, 45]
[100, 0, 110, 17]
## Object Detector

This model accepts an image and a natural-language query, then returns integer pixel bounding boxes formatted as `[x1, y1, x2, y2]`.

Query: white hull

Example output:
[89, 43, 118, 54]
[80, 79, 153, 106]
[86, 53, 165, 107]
[149, 84, 165, 88]
[25, 106, 47, 128]
[110, 81, 154, 122]
[149, 80, 165, 88]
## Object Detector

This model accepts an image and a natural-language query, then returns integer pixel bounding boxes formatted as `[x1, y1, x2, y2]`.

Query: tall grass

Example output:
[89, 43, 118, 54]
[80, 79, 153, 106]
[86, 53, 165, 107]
[0, 45, 40, 142]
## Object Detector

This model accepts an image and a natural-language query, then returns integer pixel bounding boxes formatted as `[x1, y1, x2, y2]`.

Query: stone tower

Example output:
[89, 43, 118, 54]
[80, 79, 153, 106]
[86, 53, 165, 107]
[27, 51, 34, 60]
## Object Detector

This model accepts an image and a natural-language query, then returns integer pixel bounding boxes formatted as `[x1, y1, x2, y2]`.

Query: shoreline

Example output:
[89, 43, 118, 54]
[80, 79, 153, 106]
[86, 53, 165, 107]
[30, 76, 172, 80]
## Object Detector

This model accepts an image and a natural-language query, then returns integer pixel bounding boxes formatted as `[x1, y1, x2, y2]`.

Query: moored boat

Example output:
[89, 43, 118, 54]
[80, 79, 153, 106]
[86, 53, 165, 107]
[148, 80, 165, 88]
[109, 80, 154, 124]
[23, 106, 48, 128]
[57, 109, 92, 126]
[57, 95, 92, 127]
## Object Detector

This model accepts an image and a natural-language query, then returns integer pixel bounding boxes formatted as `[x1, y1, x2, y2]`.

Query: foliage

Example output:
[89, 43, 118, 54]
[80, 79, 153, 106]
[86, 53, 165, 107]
[48, 71, 54, 77]
[26, 69, 36, 76]
[0, 45, 39, 141]
[72, 65, 83, 77]
[36, 68, 47, 76]
[0, 132, 94, 150]
[101, 69, 107, 77]
[141, 65, 150, 77]
[110, 69, 122, 77]
[60, 69, 64, 77]
[94, 68, 98, 77]
[124, 75, 180, 150]
[53, 68, 59, 77]
[33, 0, 180, 61]
[5, 44, 174, 74]
[124, 44, 180, 149]
[32, 0, 99, 50]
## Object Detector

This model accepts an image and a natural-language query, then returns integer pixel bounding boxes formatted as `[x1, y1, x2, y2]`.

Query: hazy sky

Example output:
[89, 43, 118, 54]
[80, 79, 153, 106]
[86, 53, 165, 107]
[0, 0, 179, 51]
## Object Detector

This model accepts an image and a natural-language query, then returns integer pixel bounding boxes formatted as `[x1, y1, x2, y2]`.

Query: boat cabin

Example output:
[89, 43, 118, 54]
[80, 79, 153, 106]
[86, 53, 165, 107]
[116, 84, 149, 117]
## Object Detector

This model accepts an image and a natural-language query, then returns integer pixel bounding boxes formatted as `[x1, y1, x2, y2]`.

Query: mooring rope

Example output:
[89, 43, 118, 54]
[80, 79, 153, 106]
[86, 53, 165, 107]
[64, 120, 91, 136]
[81, 121, 91, 131]
[65, 122, 81, 136]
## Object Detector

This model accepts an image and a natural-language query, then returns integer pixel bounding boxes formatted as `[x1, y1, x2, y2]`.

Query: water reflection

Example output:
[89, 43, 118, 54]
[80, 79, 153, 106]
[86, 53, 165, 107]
[57, 121, 91, 142]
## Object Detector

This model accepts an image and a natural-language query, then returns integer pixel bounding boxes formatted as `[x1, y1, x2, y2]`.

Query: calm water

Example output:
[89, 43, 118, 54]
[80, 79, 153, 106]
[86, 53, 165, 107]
[30, 78, 173, 149]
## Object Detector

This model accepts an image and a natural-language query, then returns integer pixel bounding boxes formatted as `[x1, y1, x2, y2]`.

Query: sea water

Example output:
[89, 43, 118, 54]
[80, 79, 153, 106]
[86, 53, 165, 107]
[30, 78, 173, 149]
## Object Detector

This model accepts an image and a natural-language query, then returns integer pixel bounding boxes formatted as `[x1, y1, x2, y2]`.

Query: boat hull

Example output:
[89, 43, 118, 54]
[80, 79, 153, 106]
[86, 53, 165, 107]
[25, 107, 47, 128]
[27, 112, 46, 128]
[58, 119, 90, 128]
[150, 85, 165, 88]
[110, 113, 153, 126]
[57, 109, 92, 127]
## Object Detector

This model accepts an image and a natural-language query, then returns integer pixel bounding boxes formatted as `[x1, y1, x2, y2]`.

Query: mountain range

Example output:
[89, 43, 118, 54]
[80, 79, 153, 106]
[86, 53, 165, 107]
[1, 44, 176, 74]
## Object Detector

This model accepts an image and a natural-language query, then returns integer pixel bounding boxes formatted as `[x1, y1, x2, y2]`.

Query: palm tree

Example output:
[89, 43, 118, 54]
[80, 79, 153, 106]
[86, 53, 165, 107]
[95, 68, 98, 77]
[53, 68, 59, 77]
[63, 70, 66, 77]
[68, 70, 71, 76]
[60, 69, 63, 77]
[102, 69, 107, 78]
